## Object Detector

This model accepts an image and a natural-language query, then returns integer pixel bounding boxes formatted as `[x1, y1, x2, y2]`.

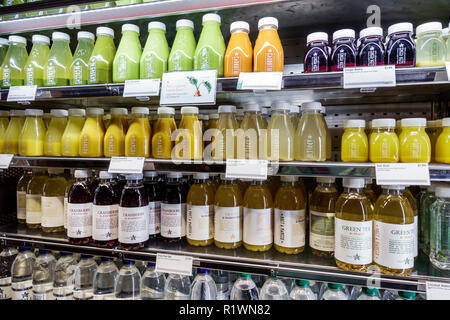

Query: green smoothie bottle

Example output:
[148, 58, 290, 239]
[115, 0, 142, 6]
[168, 19, 196, 72]
[44, 32, 73, 87]
[140, 21, 169, 80]
[194, 13, 226, 77]
[70, 31, 95, 85]
[0, 38, 9, 67]
[113, 23, 142, 83]
[0, 35, 28, 88]
[88, 27, 116, 84]
[89, 1, 115, 8]
[24, 35, 50, 87]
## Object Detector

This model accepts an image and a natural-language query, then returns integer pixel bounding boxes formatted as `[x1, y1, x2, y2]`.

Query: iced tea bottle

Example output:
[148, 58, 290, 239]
[16, 170, 32, 224]
[161, 172, 186, 243]
[26, 169, 47, 229]
[41, 168, 66, 233]
[144, 171, 163, 240]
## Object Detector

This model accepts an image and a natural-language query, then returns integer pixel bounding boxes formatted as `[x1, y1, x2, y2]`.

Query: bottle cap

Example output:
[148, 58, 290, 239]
[87, 107, 104, 116]
[258, 17, 278, 30]
[126, 173, 143, 180]
[203, 13, 221, 24]
[271, 101, 291, 112]
[143, 171, 158, 178]
[301, 101, 322, 111]
[9, 109, 25, 117]
[443, 27, 450, 37]
[74, 169, 89, 178]
[52, 32, 70, 41]
[99, 171, 114, 179]
[68, 108, 86, 117]
[328, 283, 343, 290]
[401, 118, 426, 127]
[19, 247, 31, 252]
[238, 273, 252, 278]
[122, 24, 140, 34]
[77, 31, 95, 41]
[32, 34, 50, 45]
[0, 38, 8, 45]
[148, 21, 166, 31]
[209, 113, 219, 120]
[167, 172, 183, 179]
[372, 118, 396, 128]
[230, 21, 250, 33]
[388, 22, 413, 35]
[399, 291, 416, 300]
[176, 19, 194, 29]
[307, 32, 328, 44]
[197, 268, 210, 274]
[381, 185, 406, 190]
[157, 107, 175, 115]
[317, 177, 335, 183]
[243, 103, 261, 112]
[359, 26, 383, 39]
[280, 176, 298, 182]
[123, 260, 135, 265]
[148, 262, 156, 267]
[218, 105, 237, 115]
[39, 249, 51, 254]
[0, 110, 9, 117]
[48, 168, 64, 175]
[193, 173, 209, 180]
[181, 106, 199, 115]
[50, 109, 68, 117]
[97, 26, 114, 37]
[344, 119, 366, 128]
[343, 177, 365, 188]
[442, 117, 450, 127]
[80, 254, 92, 259]
[435, 185, 450, 198]
[294, 279, 310, 287]
[25, 109, 44, 116]
[101, 257, 112, 262]
[362, 287, 379, 296]
[220, 174, 235, 181]
[131, 107, 149, 115]
[59, 252, 72, 256]
[416, 22, 442, 35]
[110, 108, 128, 116]
[290, 105, 300, 114]
[9, 35, 27, 45]
[333, 28, 355, 41]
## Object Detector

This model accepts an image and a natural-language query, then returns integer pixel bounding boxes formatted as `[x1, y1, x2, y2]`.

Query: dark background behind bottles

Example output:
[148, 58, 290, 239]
[0, 168, 22, 225]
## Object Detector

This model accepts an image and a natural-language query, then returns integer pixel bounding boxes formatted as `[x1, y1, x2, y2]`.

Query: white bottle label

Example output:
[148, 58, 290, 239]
[73, 289, 93, 300]
[274, 209, 305, 248]
[335, 217, 373, 265]
[93, 293, 115, 300]
[26, 194, 42, 224]
[16, 191, 26, 220]
[413, 215, 418, 258]
[161, 203, 185, 238]
[0, 277, 12, 300]
[309, 210, 335, 252]
[148, 201, 161, 235]
[67, 202, 93, 238]
[63, 197, 68, 229]
[92, 204, 119, 241]
[11, 280, 33, 300]
[243, 208, 272, 246]
[53, 286, 73, 300]
[214, 206, 242, 243]
[374, 221, 415, 269]
[118, 206, 149, 244]
[187, 205, 214, 241]
[41, 196, 64, 228]
[32, 283, 54, 300]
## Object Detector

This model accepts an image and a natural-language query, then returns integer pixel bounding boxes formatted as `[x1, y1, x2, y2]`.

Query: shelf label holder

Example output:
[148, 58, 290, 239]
[375, 163, 430, 186]
[0, 154, 14, 169]
[7, 85, 37, 103]
[237, 72, 283, 91]
[108, 157, 145, 174]
[343, 65, 396, 89]
[225, 159, 268, 180]
[426, 281, 450, 300]
[155, 253, 193, 276]
[123, 79, 160, 100]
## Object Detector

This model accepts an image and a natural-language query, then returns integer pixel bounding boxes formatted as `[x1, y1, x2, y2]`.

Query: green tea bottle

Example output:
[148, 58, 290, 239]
[70, 31, 95, 85]
[0, 38, 9, 67]
[0, 35, 28, 88]
[24, 35, 50, 86]
[140, 21, 169, 79]
[168, 19, 196, 72]
[113, 24, 142, 83]
[88, 27, 116, 84]
[44, 32, 73, 86]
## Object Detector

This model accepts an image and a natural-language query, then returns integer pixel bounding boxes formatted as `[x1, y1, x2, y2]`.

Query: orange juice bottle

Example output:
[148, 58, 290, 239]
[152, 107, 176, 159]
[61, 108, 86, 156]
[399, 118, 431, 163]
[125, 107, 151, 158]
[18, 109, 46, 156]
[79, 108, 105, 157]
[224, 21, 253, 77]
[174, 106, 203, 160]
[44, 109, 68, 156]
[254, 17, 283, 72]
[104, 108, 128, 157]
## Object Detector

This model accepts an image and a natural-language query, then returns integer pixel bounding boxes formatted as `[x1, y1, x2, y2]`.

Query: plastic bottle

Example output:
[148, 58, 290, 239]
[114, 260, 141, 300]
[164, 273, 191, 300]
[254, 17, 284, 72]
[168, 19, 196, 72]
[0, 38, 9, 67]
[429, 185, 450, 270]
[26, 169, 47, 229]
[289, 280, 316, 300]
[16, 170, 31, 224]
[386, 22, 416, 67]
[174, 106, 203, 160]
[24, 34, 50, 86]
[267, 101, 295, 161]
[0, 35, 28, 88]
[92, 257, 118, 300]
[143, 171, 162, 239]
[416, 22, 445, 67]
[230, 273, 259, 300]
[396, 291, 416, 300]
[357, 287, 380, 300]
[304, 32, 330, 73]
[53, 252, 77, 300]
[18, 109, 46, 156]
[152, 107, 176, 159]
[0, 246, 18, 300]
[436, 118, 450, 164]
[41, 168, 66, 233]
[399, 118, 431, 163]
[289, 105, 300, 131]
[79, 108, 105, 157]
[190, 268, 217, 300]
[420, 184, 437, 255]
[70, 31, 95, 85]
[11, 247, 35, 300]
[161, 172, 186, 243]
[115, 0, 142, 5]
[224, 21, 252, 77]
[212, 105, 237, 160]
[140, 21, 169, 79]
[357, 27, 385, 66]
[141, 262, 165, 300]
[0, 110, 9, 144]
[259, 277, 289, 300]
[88, 27, 116, 84]
[369, 118, 399, 163]
[113, 24, 142, 82]
[104, 108, 128, 157]
[61, 108, 86, 157]
[125, 107, 151, 158]
[73, 255, 97, 300]
[32, 249, 56, 300]
[44, 109, 68, 156]
[341, 119, 369, 162]
[330, 29, 356, 71]
[238, 103, 266, 159]
[212, 270, 230, 300]
[44, 32, 73, 86]
[322, 283, 348, 300]
[3, 109, 25, 154]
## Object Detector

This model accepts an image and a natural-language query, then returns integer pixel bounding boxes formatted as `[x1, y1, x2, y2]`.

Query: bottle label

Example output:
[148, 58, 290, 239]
[243, 208, 272, 246]
[53, 286, 73, 300]
[11, 280, 33, 300]
[148, 201, 161, 235]
[41, 196, 64, 228]
[73, 289, 93, 300]
[32, 283, 54, 300]
[118, 206, 149, 244]
[64, 197, 68, 229]
[214, 206, 242, 243]
[93, 293, 115, 300]
[414, 215, 418, 258]
[2, 66, 10, 87]
[186, 205, 214, 241]
[92, 204, 119, 241]
[335, 217, 373, 265]
[89, 60, 97, 83]
[17, 191, 26, 220]
[161, 203, 185, 238]
[309, 210, 335, 252]
[274, 209, 305, 248]
[67, 202, 93, 238]
[374, 221, 415, 269]
[0, 277, 11, 300]
[72, 60, 84, 85]
[26, 194, 42, 224]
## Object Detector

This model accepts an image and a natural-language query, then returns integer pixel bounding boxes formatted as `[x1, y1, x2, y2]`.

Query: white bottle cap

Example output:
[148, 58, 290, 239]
[388, 22, 413, 36]
[381, 185, 406, 190]
[372, 118, 396, 128]
[442, 117, 450, 127]
[77, 31, 95, 41]
[344, 119, 366, 128]
[435, 185, 450, 198]
[443, 27, 450, 37]
[74, 169, 89, 178]
[167, 172, 183, 179]
[218, 105, 237, 113]
[280, 176, 298, 182]
[181, 106, 199, 115]
[131, 107, 149, 115]
[48, 168, 64, 175]
[307, 32, 328, 44]
[52, 32, 70, 41]
[122, 24, 140, 34]
[97, 27, 114, 37]
[32, 34, 50, 45]
[25, 109, 44, 116]
[271, 101, 291, 112]
[209, 113, 219, 120]
[317, 177, 336, 183]
[8, 35, 26, 45]
[301, 101, 322, 111]
[261, 107, 269, 115]
[258, 17, 278, 30]
[176, 19, 194, 29]
[243, 103, 261, 112]
[99, 171, 114, 179]
[126, 173, 143, 180]
[148, 21, 166, 31]
[416, 22, 442, 35]
[143, 171, 158, 178]
[68, 108, 86, 117]
[359, 27, 383, 39]
[343, 177, 365, 188]
[401, 118, 426, 127]
[203, 13, 221, 24]
[194, 173, 209, 180]
[289, 105, 300, 114]
[332, 29, 355, 41]
[157, 107, 175, 115]
[0, 111, 8, 117]
[50, 109, 68, 117]
[10, 110, 25, 117]
[0, 38, 8, 46]
[230, 21, 250, 33]
[110, 108, 128, 116]
[87, 108, 104, 116]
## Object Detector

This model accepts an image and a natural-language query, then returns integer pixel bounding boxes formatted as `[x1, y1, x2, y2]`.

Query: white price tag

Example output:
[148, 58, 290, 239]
[225, 159, 268, 180]
[237, 72, 283, 90]
[108, 157, 145, 174]
[123, 79, 160, 98]
[375, 163, 430, 186]
[343, 65, 396, 89]
[0, 154, 13, 169]
[446, 62, 450, 81]
[7, 85, 37, 102]
[155, 253, 193, 276]
[160, 70, 217, 105]
[426, 281, 450, 300]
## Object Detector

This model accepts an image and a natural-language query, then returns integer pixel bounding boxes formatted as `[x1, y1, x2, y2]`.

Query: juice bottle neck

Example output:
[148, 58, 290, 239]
[251, 180, 265, 186]
[100, 178, 115, 184]
[221, 178, 236, 185]
[182, 113, 198, 118]
[51, 40, 70, 51]
[343, 187, 363, 194]
[345, 127, 365, 132]
[148, 29, 166, 37]
[382, 188, 404, 196]
[281, 181, 296, 187]
[11, 41, 26, 49]
[202, 21, 221, 31]
[132, 113, 148, 119]
[122, 30, 140, 41]
[87, 114, 103, 119]
[318, 182, 335, 188]
[125, 179, 143, 187]
[77, 38, 94, 48]
[76, 177, 89, 183]
[96, 35, 114, 45]
[401, 126, 426, 132]
[31, 42, 49, 49]
[158, 113, 174, 119]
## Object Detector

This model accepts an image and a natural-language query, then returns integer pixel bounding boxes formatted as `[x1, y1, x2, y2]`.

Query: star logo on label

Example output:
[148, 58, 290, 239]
[168, 229, 172, 235]
[106, 232, 111, 238]
[22, 291, 29, 300]
[231, 234, 235, 240]
[156, 226, 160, 232]
[77, 230, 81, 235]
[405, 258, 410, 265]
[131, 235, 136, 241]
[353, 253, 360, 261]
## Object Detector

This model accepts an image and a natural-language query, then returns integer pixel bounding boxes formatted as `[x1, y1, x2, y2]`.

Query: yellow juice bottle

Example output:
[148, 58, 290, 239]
[125, 107, 151, 158]
[243, 178, 273, 252]
[18, 109, 46, 156]
[3, 109, 25, 154]
[399, 118, 431, 163]
[174, 106, 203, 160]
[213, 105, 238, 160]
[104, 108, 128, 157]
[374, 185, 415, 276]
[61, 108, 86, 156]
[44, 109, 68, 156]
[369, 118, 399, 163]
[274, 176, 306, 254]
[152, 107, 176, 159]
[334, 178, 373, 272]
[0, 111, 9, 152]
[41, 168, 66, 233]
[16, 170, 32, 224]
[237, 103, 266, 160]
[289, 105, 300, 132]
[403, 187, 419, 260]
[26, 169, 47, 229]
[435, 117, 450, 163]
[79, 107, 105, 157]
[267, 101, 295, 161]
[207, 113, 219, 131]
[341, 119, 369, 162]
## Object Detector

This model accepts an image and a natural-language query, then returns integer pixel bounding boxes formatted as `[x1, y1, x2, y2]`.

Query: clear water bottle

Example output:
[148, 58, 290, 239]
[289, 280, 316, 300]
[135, 260, 147, 275]
[382, 290, 398, 300]
[230, 273, 259, 300]
[396, 291, 416, 300]
[0, 246, 18, 300]
[11, 247, 36, 300]
[32, 249, 56, 300]
[357, 287, 380, 300]
[73, 255, 97, 300]
[282, 278, 294, 293]
[259, 276, 289, 300]
[321, 283, 348, 300]
[53, 252, 77, 300]
[164, 274, 191, 300]
[93, 257, 118, 300]
[309, 280, 322, 299]
[191, 269, 217, 300]
[212, 270, 230, 300]
[141, 262, 165, 300]
[115, 260, 141, 300]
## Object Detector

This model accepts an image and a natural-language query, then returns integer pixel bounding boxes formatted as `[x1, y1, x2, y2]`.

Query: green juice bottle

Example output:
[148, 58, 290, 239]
[24, 35, 50, 87]
[115, 0, 142, 5]
[89, 1, 115, 8]
[140, 21, 169, 80]
[0, 35, 28, 88]
[0, 38, 9, 67]
[113, 24, 142, 83]
[70, 31, 95, 85]
[168, 19, 196, 72]
[194, 13, 226, 77]
[88, 27, 116, 84]
[44, 32, 73, 87]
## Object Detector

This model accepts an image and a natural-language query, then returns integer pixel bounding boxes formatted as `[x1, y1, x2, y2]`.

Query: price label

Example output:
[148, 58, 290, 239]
[446, 62, 450, 81]
[160, 70, 217, 105]
[375, 163, 430, 186]
[0, 154, 14, 169]
[108, 157, 145, 174]
[225, 159, 268, 180]
[426, 281, 450, 300]
[123, 79, 160, 98]
[343, 65, 396, 89]
[237, 72, 283, 90]
[7, 85, 37, 102]
[155, 253, 193, 276]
